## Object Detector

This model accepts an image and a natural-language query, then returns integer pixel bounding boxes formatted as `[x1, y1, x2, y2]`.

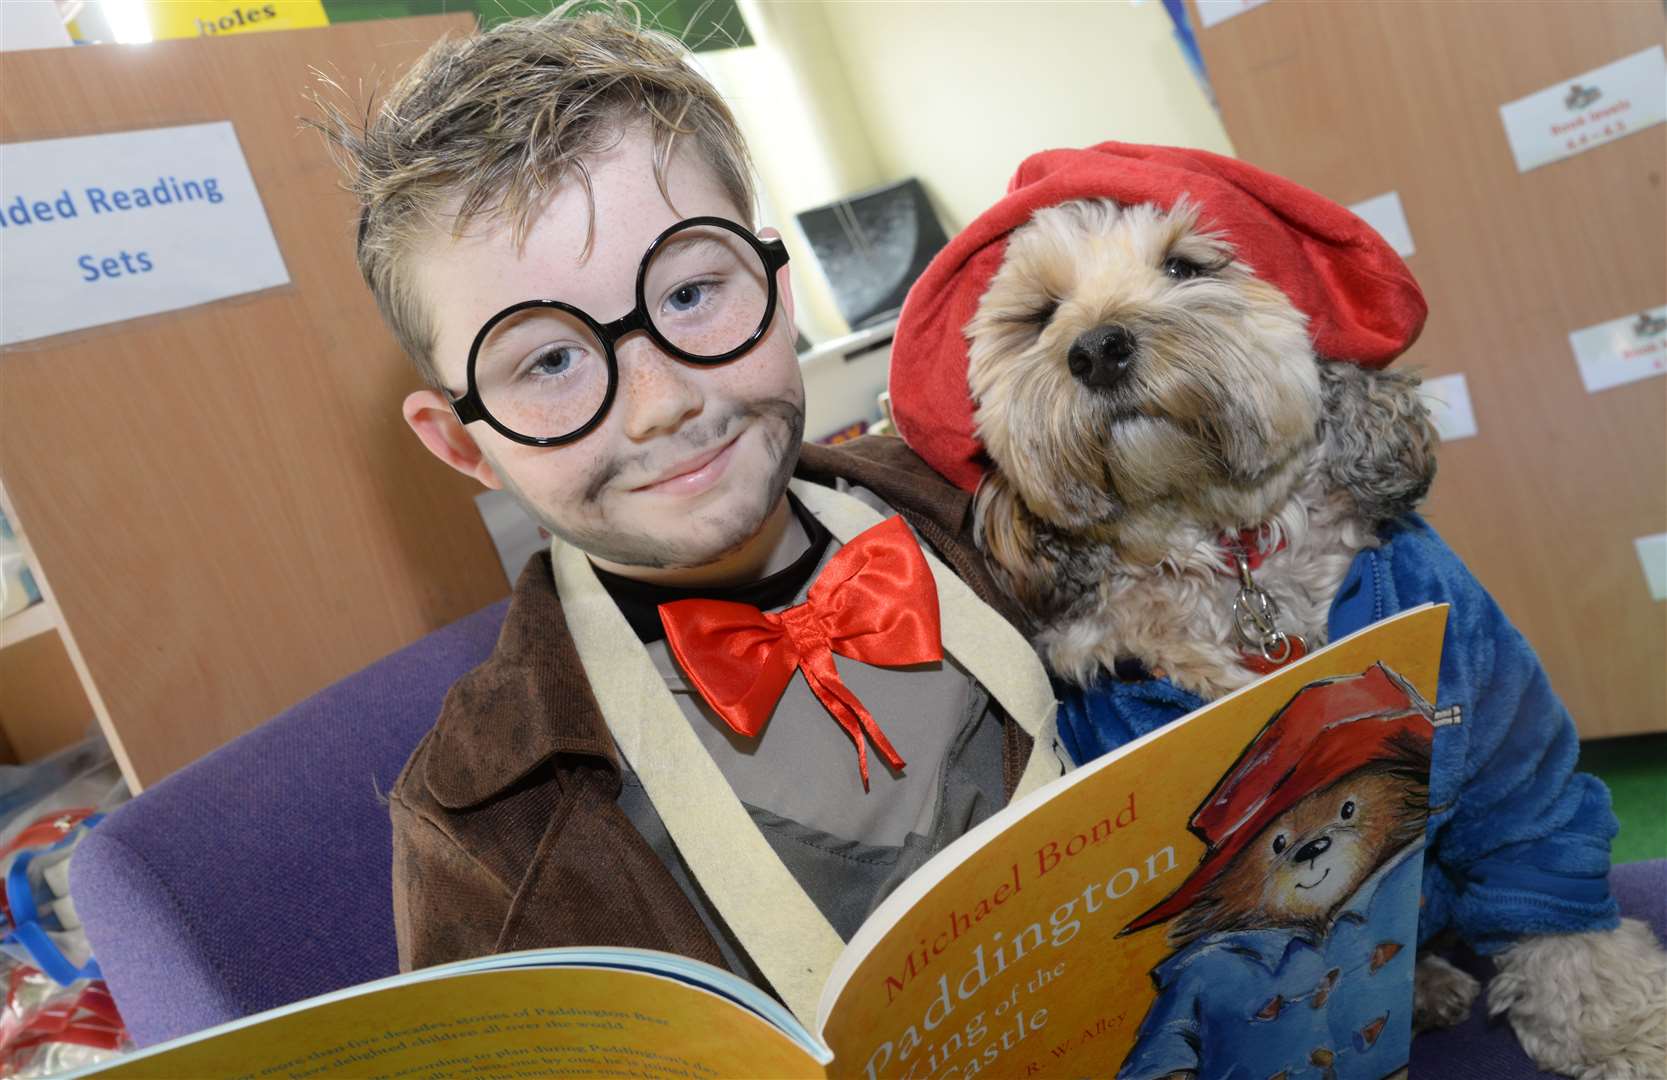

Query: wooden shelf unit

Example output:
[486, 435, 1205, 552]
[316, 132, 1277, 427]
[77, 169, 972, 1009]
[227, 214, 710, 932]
[0, 14, 507, 791]
[1189, 0, 1666, 738]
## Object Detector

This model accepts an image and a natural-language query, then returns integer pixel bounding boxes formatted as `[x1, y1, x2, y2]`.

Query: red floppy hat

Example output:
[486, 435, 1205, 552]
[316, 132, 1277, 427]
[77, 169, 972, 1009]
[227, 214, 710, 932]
[888, 142, 1428, 492]
[1120, 663, 1435, 935]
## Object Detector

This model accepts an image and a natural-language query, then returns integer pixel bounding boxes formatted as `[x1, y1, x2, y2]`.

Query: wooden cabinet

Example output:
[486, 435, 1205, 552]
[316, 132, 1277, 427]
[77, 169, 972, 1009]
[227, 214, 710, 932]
[0, 483, 98, 767]
[0, 15, 507, 791]
[1190, 0, 1665, 737]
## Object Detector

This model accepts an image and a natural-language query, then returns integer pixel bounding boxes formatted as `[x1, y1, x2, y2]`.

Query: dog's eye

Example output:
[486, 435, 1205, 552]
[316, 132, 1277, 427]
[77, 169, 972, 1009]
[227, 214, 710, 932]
[1163, 256, 1206, 281]
[1272, 834, 1288, 855]
[1027, 299, 1059, 325]
[1340, 799, 1356, 821]
[1000, 299, 1058, 327]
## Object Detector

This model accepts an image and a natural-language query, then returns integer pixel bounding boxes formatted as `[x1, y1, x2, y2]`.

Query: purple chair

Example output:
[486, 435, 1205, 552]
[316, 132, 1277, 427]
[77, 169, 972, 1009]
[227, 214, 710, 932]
[69, 599, 508, 1049]
[1410, 858, 1666, 1077]
[69, 603, 1667, 1077]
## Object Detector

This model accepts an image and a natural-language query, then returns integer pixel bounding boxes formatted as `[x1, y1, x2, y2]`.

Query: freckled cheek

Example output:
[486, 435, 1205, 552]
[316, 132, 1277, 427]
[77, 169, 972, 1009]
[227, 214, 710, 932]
[495, 439, 609, 511]
[754, 368, 804, 405]
[715, 348, 804, 404]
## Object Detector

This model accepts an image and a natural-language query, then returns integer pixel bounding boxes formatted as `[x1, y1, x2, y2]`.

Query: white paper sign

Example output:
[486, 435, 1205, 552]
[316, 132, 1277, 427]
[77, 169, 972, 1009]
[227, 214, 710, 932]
[1636, 534, 1667, 602]
[1498, 46, 1667, 173]
[1567, 306, 1667, 393]
[1420, 373, 1478, 442]
[1194, 0, 1271, 30]
[0, 122, 289, 346]
[1348, 191, 1415, 258]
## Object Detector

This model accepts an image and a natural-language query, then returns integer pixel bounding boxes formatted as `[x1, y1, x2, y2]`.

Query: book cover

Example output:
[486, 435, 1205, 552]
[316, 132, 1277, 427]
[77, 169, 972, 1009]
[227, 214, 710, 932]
[72, 604, 1448, 1080]
[816, 603, 1445, 1080]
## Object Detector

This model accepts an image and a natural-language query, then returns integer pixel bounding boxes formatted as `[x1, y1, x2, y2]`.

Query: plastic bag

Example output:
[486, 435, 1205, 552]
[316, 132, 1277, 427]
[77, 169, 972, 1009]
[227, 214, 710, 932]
[0, 735, 135, 1073]
[0, 958, 128, 1078]
[1, 811, 104, 985]
[0, 733, 128, 987]
[0, 738, 119, 841]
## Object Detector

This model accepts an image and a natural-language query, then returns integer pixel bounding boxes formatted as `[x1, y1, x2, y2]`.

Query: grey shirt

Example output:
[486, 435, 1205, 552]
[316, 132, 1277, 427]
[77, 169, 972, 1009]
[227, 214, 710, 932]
[597, 484, 1010, 980]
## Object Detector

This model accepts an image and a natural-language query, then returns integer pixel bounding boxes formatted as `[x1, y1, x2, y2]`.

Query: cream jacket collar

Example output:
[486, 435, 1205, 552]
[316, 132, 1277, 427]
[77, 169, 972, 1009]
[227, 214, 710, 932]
[551, 480, 1066, 1022]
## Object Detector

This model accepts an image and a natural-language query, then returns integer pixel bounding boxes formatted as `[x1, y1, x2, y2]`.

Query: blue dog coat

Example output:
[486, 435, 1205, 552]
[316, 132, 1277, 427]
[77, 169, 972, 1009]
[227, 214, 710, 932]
[1056, 514, 1619, 955]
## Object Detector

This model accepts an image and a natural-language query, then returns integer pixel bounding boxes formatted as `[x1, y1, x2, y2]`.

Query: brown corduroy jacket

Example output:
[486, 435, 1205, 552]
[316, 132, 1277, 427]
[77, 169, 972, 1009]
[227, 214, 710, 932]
[389, 435, 1035, 974]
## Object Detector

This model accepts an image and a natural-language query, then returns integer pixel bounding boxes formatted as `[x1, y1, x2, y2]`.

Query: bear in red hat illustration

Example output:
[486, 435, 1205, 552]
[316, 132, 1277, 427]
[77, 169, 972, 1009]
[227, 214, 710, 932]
[1116, 663, 1440, 1080]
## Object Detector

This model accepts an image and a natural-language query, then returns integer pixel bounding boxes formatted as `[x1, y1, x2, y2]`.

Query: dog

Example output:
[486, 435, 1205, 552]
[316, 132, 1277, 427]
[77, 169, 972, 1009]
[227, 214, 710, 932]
[952, 192, 1666, 1079]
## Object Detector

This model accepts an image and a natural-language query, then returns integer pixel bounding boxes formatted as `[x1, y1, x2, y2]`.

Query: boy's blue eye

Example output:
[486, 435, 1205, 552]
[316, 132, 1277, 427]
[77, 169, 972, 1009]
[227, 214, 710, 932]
[528, 345, 579, 378]
[665, 280, 716, 313]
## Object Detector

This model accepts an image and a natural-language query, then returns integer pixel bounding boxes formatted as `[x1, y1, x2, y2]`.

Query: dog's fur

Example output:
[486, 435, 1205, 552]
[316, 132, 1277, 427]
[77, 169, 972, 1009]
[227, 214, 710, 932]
[964, 197, 1667, 1077]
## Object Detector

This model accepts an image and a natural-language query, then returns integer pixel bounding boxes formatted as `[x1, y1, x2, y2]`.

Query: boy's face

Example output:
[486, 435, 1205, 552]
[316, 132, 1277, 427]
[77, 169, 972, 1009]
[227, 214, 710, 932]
[404, 126, 804, 572]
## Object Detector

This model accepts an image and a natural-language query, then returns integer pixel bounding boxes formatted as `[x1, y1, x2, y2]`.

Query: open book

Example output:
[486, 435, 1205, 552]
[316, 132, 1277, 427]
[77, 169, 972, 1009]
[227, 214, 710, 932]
[74, 604, 1449, 1080]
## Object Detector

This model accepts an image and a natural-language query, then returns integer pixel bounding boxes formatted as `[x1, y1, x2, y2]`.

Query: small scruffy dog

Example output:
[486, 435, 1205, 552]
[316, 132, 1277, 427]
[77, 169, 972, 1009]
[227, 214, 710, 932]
[968, 196, 1403, 700]
[889, 144, 1666, 1079]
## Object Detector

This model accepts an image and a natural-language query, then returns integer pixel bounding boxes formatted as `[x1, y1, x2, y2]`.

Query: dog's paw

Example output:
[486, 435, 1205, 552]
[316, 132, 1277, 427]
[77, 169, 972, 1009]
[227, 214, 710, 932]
[1489, 918, 1667, 1079]
[1413, 952, 1479, 1031]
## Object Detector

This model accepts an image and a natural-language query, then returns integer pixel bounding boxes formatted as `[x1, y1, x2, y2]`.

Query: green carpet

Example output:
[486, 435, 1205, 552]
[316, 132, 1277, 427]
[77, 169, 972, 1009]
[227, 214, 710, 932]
[1578, 734, 1667, 865]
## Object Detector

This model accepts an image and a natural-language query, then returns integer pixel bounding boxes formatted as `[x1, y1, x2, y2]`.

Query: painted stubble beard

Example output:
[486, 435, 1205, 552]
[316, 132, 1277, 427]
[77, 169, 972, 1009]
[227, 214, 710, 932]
[509, 391, 805, 570]
[967, 200, 1322, 547]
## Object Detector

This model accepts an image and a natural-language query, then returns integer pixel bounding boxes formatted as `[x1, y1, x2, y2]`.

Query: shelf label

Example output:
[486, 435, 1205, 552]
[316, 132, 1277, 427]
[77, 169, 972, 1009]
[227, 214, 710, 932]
[1499, 46, 1666, 173]
[1420, 373, 1478, 442]
[1, 121, 289, 347]
[1348, 191, 1415, 258]
[1194, 0, 1271, 30]
[1568, 306, 1667, 394]
[1636, 534, 1667, 603]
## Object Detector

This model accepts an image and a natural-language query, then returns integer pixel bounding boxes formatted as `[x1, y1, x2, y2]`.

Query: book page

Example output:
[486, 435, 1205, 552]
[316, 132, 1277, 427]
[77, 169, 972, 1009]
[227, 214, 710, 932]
[818, 605, 1447, 1080]
[80, 966, 825, 1080]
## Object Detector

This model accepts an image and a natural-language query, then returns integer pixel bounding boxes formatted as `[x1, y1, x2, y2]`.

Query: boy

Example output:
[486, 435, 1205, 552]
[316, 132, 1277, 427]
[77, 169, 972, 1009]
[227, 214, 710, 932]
[313, 8, 1067, 1021]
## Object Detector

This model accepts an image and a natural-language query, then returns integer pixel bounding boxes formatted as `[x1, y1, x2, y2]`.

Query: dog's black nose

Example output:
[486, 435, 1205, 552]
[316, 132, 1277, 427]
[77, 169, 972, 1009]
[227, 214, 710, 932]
[1067, 324, 1137, 390]
[1294, 835, 1332, 865]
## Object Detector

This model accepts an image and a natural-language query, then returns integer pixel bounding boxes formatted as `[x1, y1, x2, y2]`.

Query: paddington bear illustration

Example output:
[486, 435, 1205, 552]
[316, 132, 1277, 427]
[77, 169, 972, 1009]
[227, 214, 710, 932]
[1116, 663, 1443, 1080]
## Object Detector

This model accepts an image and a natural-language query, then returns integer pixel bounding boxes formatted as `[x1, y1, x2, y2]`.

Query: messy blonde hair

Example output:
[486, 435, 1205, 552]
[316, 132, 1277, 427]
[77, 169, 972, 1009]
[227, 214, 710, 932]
[308, 3, 757, 385]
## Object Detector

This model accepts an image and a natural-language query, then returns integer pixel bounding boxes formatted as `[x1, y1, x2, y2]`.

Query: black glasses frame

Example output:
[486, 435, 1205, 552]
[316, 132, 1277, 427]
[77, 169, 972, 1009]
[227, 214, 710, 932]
[448, 216, 790, 447]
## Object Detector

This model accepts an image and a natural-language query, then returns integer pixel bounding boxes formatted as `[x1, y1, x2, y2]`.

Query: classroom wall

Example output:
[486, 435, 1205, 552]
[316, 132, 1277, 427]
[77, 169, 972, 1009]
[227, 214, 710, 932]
[699, 1, 886, 344]
[809, 0, 1235, 232]
[705, 1, 1234, 344]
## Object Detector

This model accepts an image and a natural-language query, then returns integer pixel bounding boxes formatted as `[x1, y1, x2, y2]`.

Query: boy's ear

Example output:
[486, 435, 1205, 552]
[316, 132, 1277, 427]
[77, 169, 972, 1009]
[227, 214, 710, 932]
[403, 389, 504, 490]
[759, 226, 796, 332]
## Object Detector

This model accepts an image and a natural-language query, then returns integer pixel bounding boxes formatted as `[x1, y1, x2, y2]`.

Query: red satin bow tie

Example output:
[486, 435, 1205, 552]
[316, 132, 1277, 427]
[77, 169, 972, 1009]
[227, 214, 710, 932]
[657, 516, 942, 788]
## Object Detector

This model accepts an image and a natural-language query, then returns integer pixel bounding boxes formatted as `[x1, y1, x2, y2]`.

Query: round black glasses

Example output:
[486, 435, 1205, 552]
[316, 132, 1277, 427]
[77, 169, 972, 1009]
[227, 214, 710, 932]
[447, 216, 790, 446]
